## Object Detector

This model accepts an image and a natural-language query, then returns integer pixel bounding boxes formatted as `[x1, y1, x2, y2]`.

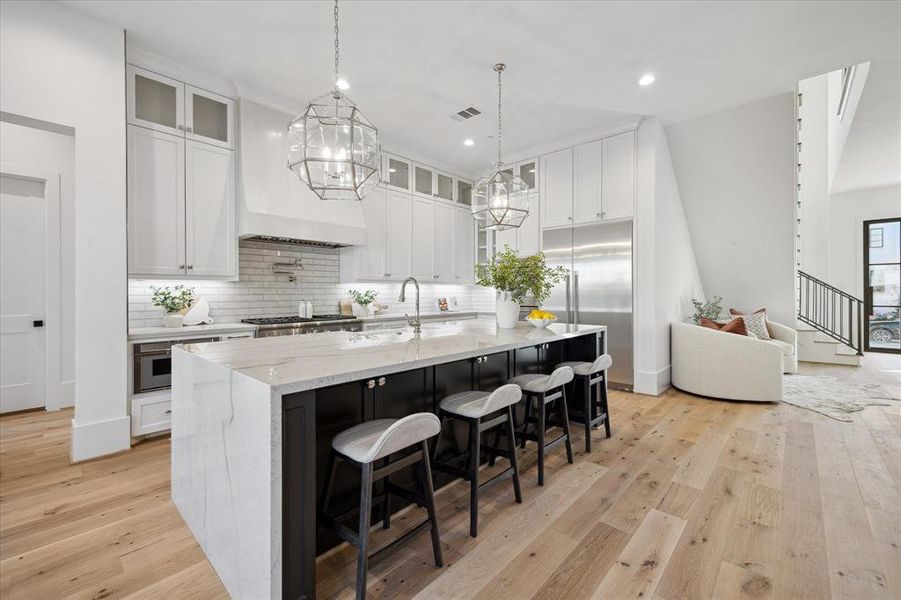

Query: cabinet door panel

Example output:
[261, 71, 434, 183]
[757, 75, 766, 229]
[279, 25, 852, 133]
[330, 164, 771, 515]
[518, 204, 541, 255]
[478, 351, 510, 391]
[385, 190, 412, 278]
[411, 198, 435, 279]
[358, 189, 387, 279]
[186, 85, 234, 149]
[495, 226, 517, 254]
[127, 126, 186, 276]
[574, 139, 602, 224]
[185, 141, 235, 277]
[434, 203, 455, 281]
[453, 209, 475, 283]
[602, 131, 635, 220]
[127, 66, 184, 137]
[541, 148, 573, 228]
[414, 165, 433, 197]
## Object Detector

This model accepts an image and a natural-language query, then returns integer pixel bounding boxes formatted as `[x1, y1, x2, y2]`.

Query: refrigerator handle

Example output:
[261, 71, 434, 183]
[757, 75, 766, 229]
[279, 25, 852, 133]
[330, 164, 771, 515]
[564, 272, 571, 324]
[573, 270, 579, 324]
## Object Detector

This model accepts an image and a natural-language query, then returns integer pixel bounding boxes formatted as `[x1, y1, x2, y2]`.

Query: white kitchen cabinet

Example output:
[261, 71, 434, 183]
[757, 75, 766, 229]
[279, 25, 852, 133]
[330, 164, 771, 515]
[414, 164, 434, 198]
[385, 189, 412, 278]
[453, 208, 475, 283]
[356, 188, 387, 279]
[186, 85, 235, 150]
[411, 197, 435, 279]
[601, 131, 635, 220]
[476, 227, 494, 266]
[457, 179, 472, 206]
[185, 141, 236, 277]
[434, 202, 455, 280]
[127, 66, 184, 137]
[130, 392, 172, 436]
[384, 153, 411, 192]
[541, 148, 573, 228]
[127, 126, 187, 277]
[574, 139, 603, 224]
[435, 171, 455, 203]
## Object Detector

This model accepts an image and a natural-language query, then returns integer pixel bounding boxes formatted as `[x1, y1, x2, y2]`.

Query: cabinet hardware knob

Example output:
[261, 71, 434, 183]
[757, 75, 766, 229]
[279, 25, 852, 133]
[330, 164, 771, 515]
[187, 265, 194, 269]
[178, 264, 185, 269]
[601, 211, 606, 218]
[186, 127, 193, 133]
[165, 410, 172, 415]
[378, 377, 386, 386]
[567, 216, 573, 221]
[367, 379, 376, 389]
[596, 212, 601, 217]
[177, 125, 185, 131]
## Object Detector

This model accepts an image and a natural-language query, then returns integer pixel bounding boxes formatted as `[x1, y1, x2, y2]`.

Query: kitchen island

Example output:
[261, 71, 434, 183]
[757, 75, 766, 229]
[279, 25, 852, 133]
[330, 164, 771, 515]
[171, 317, 606, 599]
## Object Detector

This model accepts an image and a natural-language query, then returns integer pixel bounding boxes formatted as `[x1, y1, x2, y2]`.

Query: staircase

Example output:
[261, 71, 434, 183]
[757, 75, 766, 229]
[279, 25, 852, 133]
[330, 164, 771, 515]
[796, 270, 864, 366]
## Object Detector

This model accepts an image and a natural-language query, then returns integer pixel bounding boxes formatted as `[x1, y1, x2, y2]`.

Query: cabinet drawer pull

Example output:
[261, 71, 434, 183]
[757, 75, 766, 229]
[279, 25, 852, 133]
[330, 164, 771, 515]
[367, 379, 376, 389]
[165, 409, 172, 415]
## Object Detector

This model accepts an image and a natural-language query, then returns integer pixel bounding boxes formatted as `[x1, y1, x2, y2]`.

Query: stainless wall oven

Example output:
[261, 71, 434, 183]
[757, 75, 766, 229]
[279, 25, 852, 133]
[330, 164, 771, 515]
[133, 337, 217, 393]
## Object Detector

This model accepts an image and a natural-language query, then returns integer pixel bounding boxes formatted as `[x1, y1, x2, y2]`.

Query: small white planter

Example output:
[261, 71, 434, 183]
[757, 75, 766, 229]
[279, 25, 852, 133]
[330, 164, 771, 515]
[495, 292, 520, 329]
[164, 313, 184, 328]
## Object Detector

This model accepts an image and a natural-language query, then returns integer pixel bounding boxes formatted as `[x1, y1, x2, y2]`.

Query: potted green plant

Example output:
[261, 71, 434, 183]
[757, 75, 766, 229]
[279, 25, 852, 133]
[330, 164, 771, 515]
[690, 295, 723, 324]
[150, 285, 196, 328]
[348, 289, 378, 317]
[475, 245, 567, 328]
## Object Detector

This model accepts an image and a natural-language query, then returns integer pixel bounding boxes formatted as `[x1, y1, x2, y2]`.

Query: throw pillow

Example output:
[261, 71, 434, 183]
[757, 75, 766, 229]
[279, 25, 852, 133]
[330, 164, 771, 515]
[729, 307, 770, 339]
[699, 316, 748, 336]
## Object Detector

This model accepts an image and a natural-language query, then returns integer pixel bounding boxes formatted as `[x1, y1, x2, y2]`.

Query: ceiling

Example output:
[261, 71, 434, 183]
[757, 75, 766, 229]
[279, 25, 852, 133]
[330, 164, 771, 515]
[830, 59, 901, 194]
[64, 0, 900, 175]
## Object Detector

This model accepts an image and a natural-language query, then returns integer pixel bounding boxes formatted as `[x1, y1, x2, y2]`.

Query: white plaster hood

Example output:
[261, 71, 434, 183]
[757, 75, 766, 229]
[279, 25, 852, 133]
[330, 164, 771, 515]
[237, 98, 367, 247]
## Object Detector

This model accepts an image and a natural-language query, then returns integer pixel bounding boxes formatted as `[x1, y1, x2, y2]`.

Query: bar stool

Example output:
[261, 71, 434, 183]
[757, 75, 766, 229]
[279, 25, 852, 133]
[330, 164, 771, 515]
[431, 384, 523, 537]
[318, 413, 443, 600]
[509, 366, 575, 486]
[557, 355, 613, 453]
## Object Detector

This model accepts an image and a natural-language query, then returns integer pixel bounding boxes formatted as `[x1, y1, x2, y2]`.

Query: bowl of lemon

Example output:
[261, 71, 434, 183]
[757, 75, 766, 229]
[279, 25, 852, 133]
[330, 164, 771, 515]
[526, 309, 557, 328]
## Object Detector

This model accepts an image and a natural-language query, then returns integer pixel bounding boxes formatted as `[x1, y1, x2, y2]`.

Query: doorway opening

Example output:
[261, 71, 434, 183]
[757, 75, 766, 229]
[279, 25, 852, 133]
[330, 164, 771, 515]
[864, 217, 901, 353]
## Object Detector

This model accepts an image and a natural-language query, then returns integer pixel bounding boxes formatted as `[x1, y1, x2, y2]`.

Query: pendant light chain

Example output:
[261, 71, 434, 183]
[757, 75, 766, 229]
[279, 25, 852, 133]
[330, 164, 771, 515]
[496, 63, 504, 166]
[333, 0, 340, 88]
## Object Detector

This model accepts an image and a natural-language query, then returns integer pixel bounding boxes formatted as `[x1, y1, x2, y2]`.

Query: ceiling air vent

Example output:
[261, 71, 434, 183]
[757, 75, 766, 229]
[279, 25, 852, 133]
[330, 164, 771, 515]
[451, 106, 482, 122]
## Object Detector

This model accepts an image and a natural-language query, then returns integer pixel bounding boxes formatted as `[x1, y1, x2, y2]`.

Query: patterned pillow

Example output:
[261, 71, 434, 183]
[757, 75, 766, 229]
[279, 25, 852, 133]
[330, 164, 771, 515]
[729, 307, 770, 340]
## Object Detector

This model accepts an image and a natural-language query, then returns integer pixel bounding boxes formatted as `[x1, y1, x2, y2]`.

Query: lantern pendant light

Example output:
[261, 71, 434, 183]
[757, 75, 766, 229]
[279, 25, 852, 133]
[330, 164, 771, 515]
[287, 0, 380, 201]
[471, 63, 531, 230]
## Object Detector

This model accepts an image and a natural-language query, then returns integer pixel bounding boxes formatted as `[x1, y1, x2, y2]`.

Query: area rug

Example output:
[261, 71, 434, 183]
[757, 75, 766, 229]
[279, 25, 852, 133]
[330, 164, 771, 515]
[782, 375, 901, 421]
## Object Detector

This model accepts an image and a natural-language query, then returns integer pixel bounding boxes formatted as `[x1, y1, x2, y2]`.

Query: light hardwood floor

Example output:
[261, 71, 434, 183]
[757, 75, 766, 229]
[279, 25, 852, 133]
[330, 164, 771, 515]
[1, 356, 899, 599]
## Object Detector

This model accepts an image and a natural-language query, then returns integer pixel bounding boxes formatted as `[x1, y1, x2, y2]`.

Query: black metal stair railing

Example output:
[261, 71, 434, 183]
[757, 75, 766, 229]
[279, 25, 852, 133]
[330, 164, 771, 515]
[797, 270, 864, 355]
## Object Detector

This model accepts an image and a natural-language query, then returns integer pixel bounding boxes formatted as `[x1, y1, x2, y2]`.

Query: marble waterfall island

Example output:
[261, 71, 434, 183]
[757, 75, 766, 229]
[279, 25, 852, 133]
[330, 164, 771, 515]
[171, 318, 606, 599]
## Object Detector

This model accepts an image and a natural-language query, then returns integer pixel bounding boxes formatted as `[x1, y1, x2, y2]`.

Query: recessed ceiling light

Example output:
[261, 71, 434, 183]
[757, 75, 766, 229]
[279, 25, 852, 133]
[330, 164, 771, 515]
[388, 168, 396, 173]
[336, 78, 350, 90]
[638, 74, 655, 86]
[463, 138, 474, 146]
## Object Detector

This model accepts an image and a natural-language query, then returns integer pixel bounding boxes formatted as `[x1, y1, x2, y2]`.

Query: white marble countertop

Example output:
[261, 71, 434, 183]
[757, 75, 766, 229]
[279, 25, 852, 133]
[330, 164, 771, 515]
[177, 318, 605, 395]
[128, 322, 258, 341]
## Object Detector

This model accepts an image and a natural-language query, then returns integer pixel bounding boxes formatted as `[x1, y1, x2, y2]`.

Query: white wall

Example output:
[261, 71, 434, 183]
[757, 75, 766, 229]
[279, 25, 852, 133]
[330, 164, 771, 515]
[798, 75, 830, 280]
[828, 184, 901, 297]
[634, 118, 705, 396]
[827, 63, 870, 189]
[0, 122, 76, 409]
[1, 1, 128, 461]
[666, 93, 797, 326]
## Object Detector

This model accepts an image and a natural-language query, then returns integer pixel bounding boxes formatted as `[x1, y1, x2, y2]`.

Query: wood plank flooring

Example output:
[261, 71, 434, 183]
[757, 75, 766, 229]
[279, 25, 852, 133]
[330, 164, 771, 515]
[1, 355, 899, 599]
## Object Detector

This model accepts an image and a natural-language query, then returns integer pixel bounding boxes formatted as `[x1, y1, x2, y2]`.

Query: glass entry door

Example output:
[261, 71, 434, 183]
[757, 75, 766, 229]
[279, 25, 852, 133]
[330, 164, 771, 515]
[865, 218, 901, 353]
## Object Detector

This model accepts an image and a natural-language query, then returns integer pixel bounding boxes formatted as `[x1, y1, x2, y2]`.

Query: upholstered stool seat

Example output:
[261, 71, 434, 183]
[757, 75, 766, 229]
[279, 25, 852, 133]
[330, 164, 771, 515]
[433, 384, 523, 537]
[556, 355, 613, 453]
[510, 366, 575, 486]
[320, 413, 443, 599]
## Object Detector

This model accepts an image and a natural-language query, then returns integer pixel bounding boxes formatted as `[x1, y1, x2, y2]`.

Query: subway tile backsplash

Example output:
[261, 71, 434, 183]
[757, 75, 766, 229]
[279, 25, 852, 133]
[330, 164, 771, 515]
[128, 240, 495, 328]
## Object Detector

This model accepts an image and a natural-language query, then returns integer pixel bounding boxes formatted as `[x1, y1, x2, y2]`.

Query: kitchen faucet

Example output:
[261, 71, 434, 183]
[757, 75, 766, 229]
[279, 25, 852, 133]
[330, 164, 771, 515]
[398, 277, 421, 334]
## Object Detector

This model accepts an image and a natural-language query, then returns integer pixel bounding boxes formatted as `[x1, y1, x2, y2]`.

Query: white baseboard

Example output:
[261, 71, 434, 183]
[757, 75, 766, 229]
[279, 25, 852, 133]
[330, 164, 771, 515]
[70, 415, 130, 462]
[634, 365, 672, 396]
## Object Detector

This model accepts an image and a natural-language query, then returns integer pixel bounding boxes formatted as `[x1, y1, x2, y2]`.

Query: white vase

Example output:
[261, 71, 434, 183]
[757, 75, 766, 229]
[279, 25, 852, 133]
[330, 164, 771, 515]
[495, 292, 520, 329]
[352, 303, 368, 318]
[164, 313, 184, 328]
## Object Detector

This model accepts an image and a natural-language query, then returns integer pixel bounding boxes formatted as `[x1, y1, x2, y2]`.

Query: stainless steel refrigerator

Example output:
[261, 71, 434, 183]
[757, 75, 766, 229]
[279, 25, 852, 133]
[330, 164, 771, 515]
[543, 221, 633, 388]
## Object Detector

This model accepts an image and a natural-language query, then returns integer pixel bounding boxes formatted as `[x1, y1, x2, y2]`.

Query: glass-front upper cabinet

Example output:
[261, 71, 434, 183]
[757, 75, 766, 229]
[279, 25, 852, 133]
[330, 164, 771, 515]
[414, 165, 434, 197]
[435, 172, 454, 202]
[384, 155, 411, 190]
[127, 65, 184, 136]
[186, 86, 234, 149]
[457, 179, 472, 206]
[518, 161, 537, 189]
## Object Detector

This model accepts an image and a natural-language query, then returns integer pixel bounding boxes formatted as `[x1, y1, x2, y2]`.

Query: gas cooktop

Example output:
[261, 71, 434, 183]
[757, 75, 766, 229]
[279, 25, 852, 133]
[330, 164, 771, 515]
[241, 314, 358, 325]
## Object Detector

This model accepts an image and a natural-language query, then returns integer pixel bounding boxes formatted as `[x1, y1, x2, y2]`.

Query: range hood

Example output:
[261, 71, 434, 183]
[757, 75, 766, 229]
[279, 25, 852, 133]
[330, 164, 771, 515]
[237, 98, 367, 247]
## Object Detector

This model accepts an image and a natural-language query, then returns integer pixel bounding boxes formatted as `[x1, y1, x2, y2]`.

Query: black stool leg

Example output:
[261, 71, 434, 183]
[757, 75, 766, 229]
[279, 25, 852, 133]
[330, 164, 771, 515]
[356, 462, 373, 600]
[468, 417, 480, 537]
[381, 456, 391, 529]
[559, 386, 574, 464]
[520, 395, 530, 449]
[431, 413, 446, 462]
[537, 393, 546, 486]
[419, 441, 443, 567]
[583, 377, 592, 453]
[318, 450, 337, 520]
[601, 376, 611, 437]
[507, 406, 522, 503]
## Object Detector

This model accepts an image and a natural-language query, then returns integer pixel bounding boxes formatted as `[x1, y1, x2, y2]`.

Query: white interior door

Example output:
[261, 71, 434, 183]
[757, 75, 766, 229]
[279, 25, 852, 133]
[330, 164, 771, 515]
[0, 175, 46, 412]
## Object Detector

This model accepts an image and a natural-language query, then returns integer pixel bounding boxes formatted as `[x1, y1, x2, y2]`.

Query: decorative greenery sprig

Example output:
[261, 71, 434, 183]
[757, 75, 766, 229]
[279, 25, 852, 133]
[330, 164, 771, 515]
[150, 285, 196, 314]
[690, 295, 723, 323]
[475, 245, 567, 304]
[348, 289, 378, 306]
